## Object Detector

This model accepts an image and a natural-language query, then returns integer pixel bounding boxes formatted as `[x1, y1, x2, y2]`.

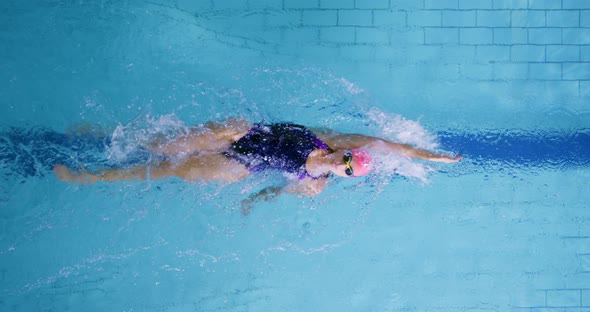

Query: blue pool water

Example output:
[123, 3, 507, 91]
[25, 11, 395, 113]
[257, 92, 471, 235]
[2, 0, 590, 311]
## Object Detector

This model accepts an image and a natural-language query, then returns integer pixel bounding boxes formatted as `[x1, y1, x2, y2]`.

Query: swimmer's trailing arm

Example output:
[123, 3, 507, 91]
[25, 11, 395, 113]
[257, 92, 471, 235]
[240, 178, 329, 215]
[241, 186, 283, 215]
[249, 186, 283, 201]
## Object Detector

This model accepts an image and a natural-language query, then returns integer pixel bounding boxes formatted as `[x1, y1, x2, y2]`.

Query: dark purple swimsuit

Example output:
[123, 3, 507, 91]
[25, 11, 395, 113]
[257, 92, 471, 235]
[223, 123, 332, 179]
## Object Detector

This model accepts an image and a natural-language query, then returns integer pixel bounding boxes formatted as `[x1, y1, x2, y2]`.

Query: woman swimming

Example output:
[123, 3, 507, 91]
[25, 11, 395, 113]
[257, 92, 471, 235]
[54, 118, 462, 210]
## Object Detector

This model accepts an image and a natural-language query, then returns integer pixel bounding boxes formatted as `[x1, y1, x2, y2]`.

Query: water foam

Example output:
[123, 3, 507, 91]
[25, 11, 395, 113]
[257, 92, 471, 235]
[371, 153, 435, 184]
[106, 114, 188, 164]
[366, 109, 439, 150]
[365, 109, 440, 183]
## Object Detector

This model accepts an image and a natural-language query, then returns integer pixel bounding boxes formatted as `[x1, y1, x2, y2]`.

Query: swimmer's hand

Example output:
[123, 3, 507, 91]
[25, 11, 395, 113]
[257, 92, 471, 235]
[406, 149, 463, 163]
[437, 154, 463, 163]
[241, 186, 282, 215]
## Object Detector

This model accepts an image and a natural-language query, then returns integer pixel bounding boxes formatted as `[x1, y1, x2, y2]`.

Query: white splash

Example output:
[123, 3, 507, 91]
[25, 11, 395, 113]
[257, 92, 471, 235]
[372, 153, 435, 183]
[107, 114, 188, 163]
[339, 78, 365, 95]
[367, 109, 438, 150]
[365, 109, 440, 182]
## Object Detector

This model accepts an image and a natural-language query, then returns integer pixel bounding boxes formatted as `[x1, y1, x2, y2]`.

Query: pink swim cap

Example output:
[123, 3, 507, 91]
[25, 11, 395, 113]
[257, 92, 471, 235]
[351, 148, 372, 177]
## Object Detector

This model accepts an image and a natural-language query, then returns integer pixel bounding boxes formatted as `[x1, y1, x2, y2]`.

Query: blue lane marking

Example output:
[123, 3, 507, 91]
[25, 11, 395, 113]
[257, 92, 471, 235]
[438, 129, 590, 168]
[2, 128, 589, 177]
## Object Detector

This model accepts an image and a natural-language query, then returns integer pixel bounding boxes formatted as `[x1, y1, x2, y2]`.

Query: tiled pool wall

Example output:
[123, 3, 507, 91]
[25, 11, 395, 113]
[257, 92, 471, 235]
[520, 236, 590, 311]
[173, 0, 590, 98]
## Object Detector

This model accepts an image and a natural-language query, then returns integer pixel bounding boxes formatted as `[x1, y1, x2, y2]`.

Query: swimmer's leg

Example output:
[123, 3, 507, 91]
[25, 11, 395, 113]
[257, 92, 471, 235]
[174, 153, 251, 183]
[54, 163, 173, 184]
[150, 118, 251, 157]
[54, 154, 250, 184]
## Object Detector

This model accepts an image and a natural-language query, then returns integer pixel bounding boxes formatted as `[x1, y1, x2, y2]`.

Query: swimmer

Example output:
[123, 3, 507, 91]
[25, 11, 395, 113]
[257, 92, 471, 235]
[54, 118, 462, 212]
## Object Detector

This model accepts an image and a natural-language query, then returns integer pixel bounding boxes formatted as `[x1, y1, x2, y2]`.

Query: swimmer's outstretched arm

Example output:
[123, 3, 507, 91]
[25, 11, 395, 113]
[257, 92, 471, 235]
[313, 131, 462, 163]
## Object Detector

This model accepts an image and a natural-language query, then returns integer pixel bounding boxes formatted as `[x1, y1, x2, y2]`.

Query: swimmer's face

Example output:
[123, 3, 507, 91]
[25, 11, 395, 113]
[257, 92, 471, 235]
[329, 149, 371, 178]
[328, 150, 353, 177]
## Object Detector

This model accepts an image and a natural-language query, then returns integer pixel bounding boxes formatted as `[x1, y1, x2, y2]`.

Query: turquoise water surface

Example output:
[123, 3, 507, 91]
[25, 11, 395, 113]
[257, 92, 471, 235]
[1, 1, 590, 311]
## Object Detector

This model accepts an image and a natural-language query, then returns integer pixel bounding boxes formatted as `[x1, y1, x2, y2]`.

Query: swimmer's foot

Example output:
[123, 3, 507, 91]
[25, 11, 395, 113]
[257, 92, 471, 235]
[54, 164, 75, 182]
[53, 165, 96, 184]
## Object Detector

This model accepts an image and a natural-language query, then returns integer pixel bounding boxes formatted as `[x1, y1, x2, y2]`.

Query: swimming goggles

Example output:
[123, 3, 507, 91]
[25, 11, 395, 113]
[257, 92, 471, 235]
[343, 151, 354, 177]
